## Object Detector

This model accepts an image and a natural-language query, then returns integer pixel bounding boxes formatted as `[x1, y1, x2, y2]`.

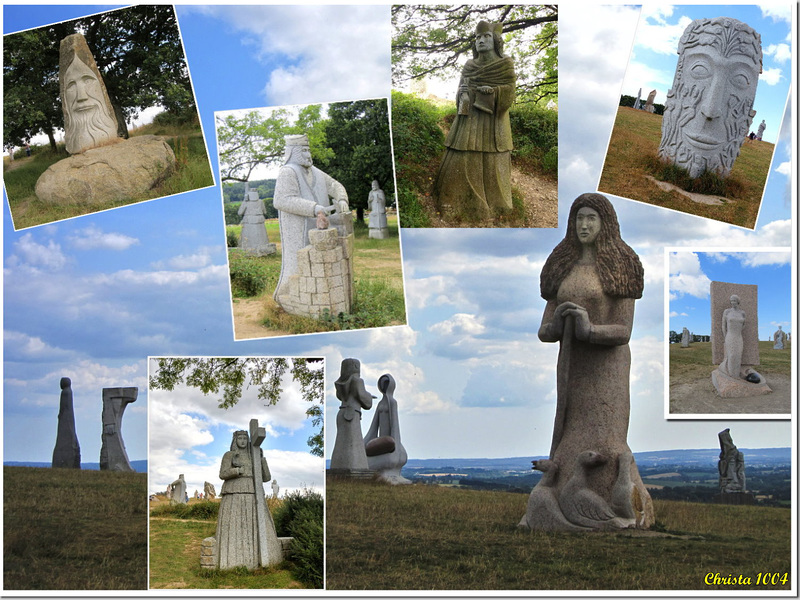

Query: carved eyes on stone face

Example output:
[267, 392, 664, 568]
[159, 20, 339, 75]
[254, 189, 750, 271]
[730, 72, 751, 89]
[688, 60, 712, 80]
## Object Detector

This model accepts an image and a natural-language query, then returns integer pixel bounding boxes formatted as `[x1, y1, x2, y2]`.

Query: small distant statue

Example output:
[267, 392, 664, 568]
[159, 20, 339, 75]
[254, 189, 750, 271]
[773, 325, 786, 349]
[215, 424, 282, 569]
[756, 119, 766, 141]
[52, 377, 81, 469]
[237, 189, 276, 256]
[681, 327, 691, 348]
[718, 429, 746, 493]
[271, 479, 280, 499]
[363, 374, 411, 484]
[367, 180, 389, 239]
[204, 481, 216, 500]
[659, 17, 762, 178]
[60, 34, 119, 154]
[329, 359, 374, 475]
[643, 89, 657, 113]
[170, 474, 187, 504]
[632, 88, 642, 110]
[433, 20, 516, 221]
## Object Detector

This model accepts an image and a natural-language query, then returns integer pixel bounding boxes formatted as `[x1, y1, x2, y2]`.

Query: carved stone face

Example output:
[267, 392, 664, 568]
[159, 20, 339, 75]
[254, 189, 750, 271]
[730, 294, 740, 309]
[658, 17, 762, 178]
[63, 55, 118, 154]
[576, 206, 601, 246]
[289, 145, 313, 168]
[235, 432, 248, 449]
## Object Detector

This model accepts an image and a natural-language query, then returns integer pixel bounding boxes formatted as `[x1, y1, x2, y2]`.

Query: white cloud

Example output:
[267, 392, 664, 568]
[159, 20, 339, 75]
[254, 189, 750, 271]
[429, 313, 486, 337]
[763, 43, 791, 64]
[3, 331, 75, 362]
[68, 226, 140, 251]
[775, 161, 791, 176]
[635, 12, 693, 55]
[12, 233, 67, 270]
[736, 251, 791, 268]
[760, 67, 783, 86]
[760, 5, 792, 24]
[98, 264, 228, 287]
[669, 252, 711, 299]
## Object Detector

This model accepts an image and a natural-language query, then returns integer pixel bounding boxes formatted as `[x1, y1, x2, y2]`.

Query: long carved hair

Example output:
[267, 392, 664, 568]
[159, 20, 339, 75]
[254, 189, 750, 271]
[540, 193, 644, 300]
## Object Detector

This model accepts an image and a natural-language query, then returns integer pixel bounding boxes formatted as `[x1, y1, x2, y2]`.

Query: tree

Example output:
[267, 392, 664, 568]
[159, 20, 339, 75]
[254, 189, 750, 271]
[324, 99, 395, 222]
[392, 4, 558, 105]
[216, 104, 331, 183]
[3, 5, 195, 147]
[149, 358, 325, 457]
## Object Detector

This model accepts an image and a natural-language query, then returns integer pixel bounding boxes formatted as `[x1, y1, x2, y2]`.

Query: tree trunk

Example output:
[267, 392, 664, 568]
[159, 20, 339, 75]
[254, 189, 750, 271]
[47, 129, 57, 152]
[356, 206, 364, 223]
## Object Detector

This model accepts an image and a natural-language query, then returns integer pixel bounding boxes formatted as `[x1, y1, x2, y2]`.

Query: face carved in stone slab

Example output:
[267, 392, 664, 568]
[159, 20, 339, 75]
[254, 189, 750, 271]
[658, 17, 762, 179]
[575, 206, 601, 246]
[63, 55, 117, 154]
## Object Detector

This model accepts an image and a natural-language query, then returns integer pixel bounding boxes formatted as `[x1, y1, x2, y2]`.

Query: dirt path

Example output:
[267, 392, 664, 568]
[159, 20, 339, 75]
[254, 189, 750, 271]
[232, 296, 292, 340]
[3, 154, 34, 172]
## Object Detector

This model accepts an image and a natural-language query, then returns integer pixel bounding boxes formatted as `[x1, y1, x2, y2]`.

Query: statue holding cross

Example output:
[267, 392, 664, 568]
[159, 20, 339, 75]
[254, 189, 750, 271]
[214, 421, 282, 570]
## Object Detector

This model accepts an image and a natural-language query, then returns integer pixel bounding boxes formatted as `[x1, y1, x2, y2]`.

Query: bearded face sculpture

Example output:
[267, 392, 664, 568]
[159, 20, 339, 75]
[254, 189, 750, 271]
[59, 34, 119, 155]
[658, 17, 762, 179]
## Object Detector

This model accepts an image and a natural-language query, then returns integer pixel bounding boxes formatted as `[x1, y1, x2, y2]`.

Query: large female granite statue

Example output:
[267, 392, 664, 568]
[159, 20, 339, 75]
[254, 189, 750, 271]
[363, 374, 410, 484]
[658, 17, 762, 178]
[719, 294, 746, 379]
[216, 429, 281, 569]
[329, 358, 374, 475]
[520, 193, 653, 531]
[433, 20, 515, 221]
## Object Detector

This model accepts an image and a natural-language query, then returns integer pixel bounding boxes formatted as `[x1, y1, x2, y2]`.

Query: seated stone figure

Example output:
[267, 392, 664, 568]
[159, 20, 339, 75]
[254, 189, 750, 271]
[363, 373, 410, 485]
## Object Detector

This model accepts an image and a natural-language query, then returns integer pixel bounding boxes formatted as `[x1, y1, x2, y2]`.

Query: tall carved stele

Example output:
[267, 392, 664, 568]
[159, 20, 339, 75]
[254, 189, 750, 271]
[100, 387, 137, 471]
[658, 17, 762, 178]
[52, 377, 81, 469]
[59, 33, 120, 154]
[519, 193, 654, 531]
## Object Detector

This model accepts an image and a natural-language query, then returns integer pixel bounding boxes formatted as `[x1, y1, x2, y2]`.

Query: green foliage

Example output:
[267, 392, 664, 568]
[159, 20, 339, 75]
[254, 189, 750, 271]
[644, 154, 745, 198]
[228, 250, 277, 298]
[148, 358, 324, 456]
[222, 180, 277, 213]
[509, 102, 558, 176]
[225, 203, 243, 227]
[150, 500, 219, 520]
[397, 183, 432, 228]
[272, 489, 324, 588]
[392, 5, 558, 105]
[226, 227, 239, 248]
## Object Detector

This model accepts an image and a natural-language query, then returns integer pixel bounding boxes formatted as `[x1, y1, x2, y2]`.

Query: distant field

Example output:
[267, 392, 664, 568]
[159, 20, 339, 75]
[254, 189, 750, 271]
[326, 478, 791, 591]
[4, 466, 147, 590]
[598, 107, 774, 229]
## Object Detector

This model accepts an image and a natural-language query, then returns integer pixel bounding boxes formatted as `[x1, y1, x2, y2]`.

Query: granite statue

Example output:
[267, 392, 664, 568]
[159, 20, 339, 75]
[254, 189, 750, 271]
[433, 20, 516, 221]
[237, 189, 276, 256]
[681, 326, 691, 347]
[100, 387, 137, 471]
[658, 17, 762, 178]
[271, 479, 280, 499]
[520, 193, 653, 531]
[773, 325, 786, 349]
[718, 429, 745, 492]
[52, 377, 81, 469]
[756, 119, 766, 140]
[367, 180, 389, 239]
[204, 481, 216, 500]
[643, 89, 657, 113]
[215, 423, 282, 569]
[363, 373, 411, 484]
[170, 474, 187, 504]
[329, 358, 374, 476]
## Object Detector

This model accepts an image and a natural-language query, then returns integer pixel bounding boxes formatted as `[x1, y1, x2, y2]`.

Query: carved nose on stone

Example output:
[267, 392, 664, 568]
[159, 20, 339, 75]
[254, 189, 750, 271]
[699, 80, 724, 120]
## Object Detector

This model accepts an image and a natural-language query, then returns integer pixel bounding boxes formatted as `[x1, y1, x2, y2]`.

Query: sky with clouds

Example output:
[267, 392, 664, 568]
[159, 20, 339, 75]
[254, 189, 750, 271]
[620, 4, 792, 144]
[2, 5, 795, 476]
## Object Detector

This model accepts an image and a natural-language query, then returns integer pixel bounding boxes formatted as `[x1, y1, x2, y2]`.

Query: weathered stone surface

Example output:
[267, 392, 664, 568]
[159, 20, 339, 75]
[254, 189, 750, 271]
[170, 474, 187, 504]
[100, 386, 137, 472]
[773, 326, 786, 349]
[363, 373, 411, 484]
[200, 537, 216, 569]
[59, 34, 119, 154]
[711, 368, 772, 397]
[215, 425, 282, 570]
[35, 136, 176, 205]
[681, 327, 691, 347]
[658, 17, 762, 178]
[756, 119, 766, 140]
[710, 282, 759, 366]
[329, 359, 373, 475]
[718, 429, 747, 492]
[271, 479, 280, 498]
[204, 481, 216, 499]
[433, 20, 516, 220]
[520, 193, 653, 532]
[367, 180, 389, 239]
[643, 89, 657, 113]
[52, 377, 81, 469]
[238, 190, 276, 256]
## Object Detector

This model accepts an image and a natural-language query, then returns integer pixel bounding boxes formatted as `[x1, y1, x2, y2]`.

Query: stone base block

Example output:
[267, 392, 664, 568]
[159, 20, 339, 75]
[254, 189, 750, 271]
[711, 369, 772, 398]
[368, 228, 389, 240]
[35, 135, 176, 205]
[242, 243, 277, 257]
[714, 492, 755, 505]
[201, 535, 292, 569]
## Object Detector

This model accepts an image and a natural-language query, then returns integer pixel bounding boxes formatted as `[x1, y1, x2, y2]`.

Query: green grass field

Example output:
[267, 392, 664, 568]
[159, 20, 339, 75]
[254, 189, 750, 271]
[326, 478, 791, 591]
[598, 107, 774, 229]
[3, 466, 147, 590]
[3, 124, 213, 230]
[670, 341, 792, 381]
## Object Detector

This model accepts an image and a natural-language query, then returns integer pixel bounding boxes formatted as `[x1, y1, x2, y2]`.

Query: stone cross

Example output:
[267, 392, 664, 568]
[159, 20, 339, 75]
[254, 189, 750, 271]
[249, 418, 270, 567]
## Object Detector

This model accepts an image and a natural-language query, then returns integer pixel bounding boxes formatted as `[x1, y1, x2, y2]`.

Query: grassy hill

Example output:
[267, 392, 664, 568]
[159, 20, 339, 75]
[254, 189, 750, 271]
[326, 478, 791, 591]
[3, 466, 147, 590]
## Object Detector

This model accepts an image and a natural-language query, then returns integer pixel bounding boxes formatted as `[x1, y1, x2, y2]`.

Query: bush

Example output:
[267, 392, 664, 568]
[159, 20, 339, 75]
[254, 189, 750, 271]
[397, 182, 431, 228]
[224, 201, 243, 226]
[226, 228, 239, 248]
[272, 488, 324, 588]
[509, 102, 558, 176]
[150, 500, 219, 520]
[391, 91, 445, 191]
[228, 251, 275, 297]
